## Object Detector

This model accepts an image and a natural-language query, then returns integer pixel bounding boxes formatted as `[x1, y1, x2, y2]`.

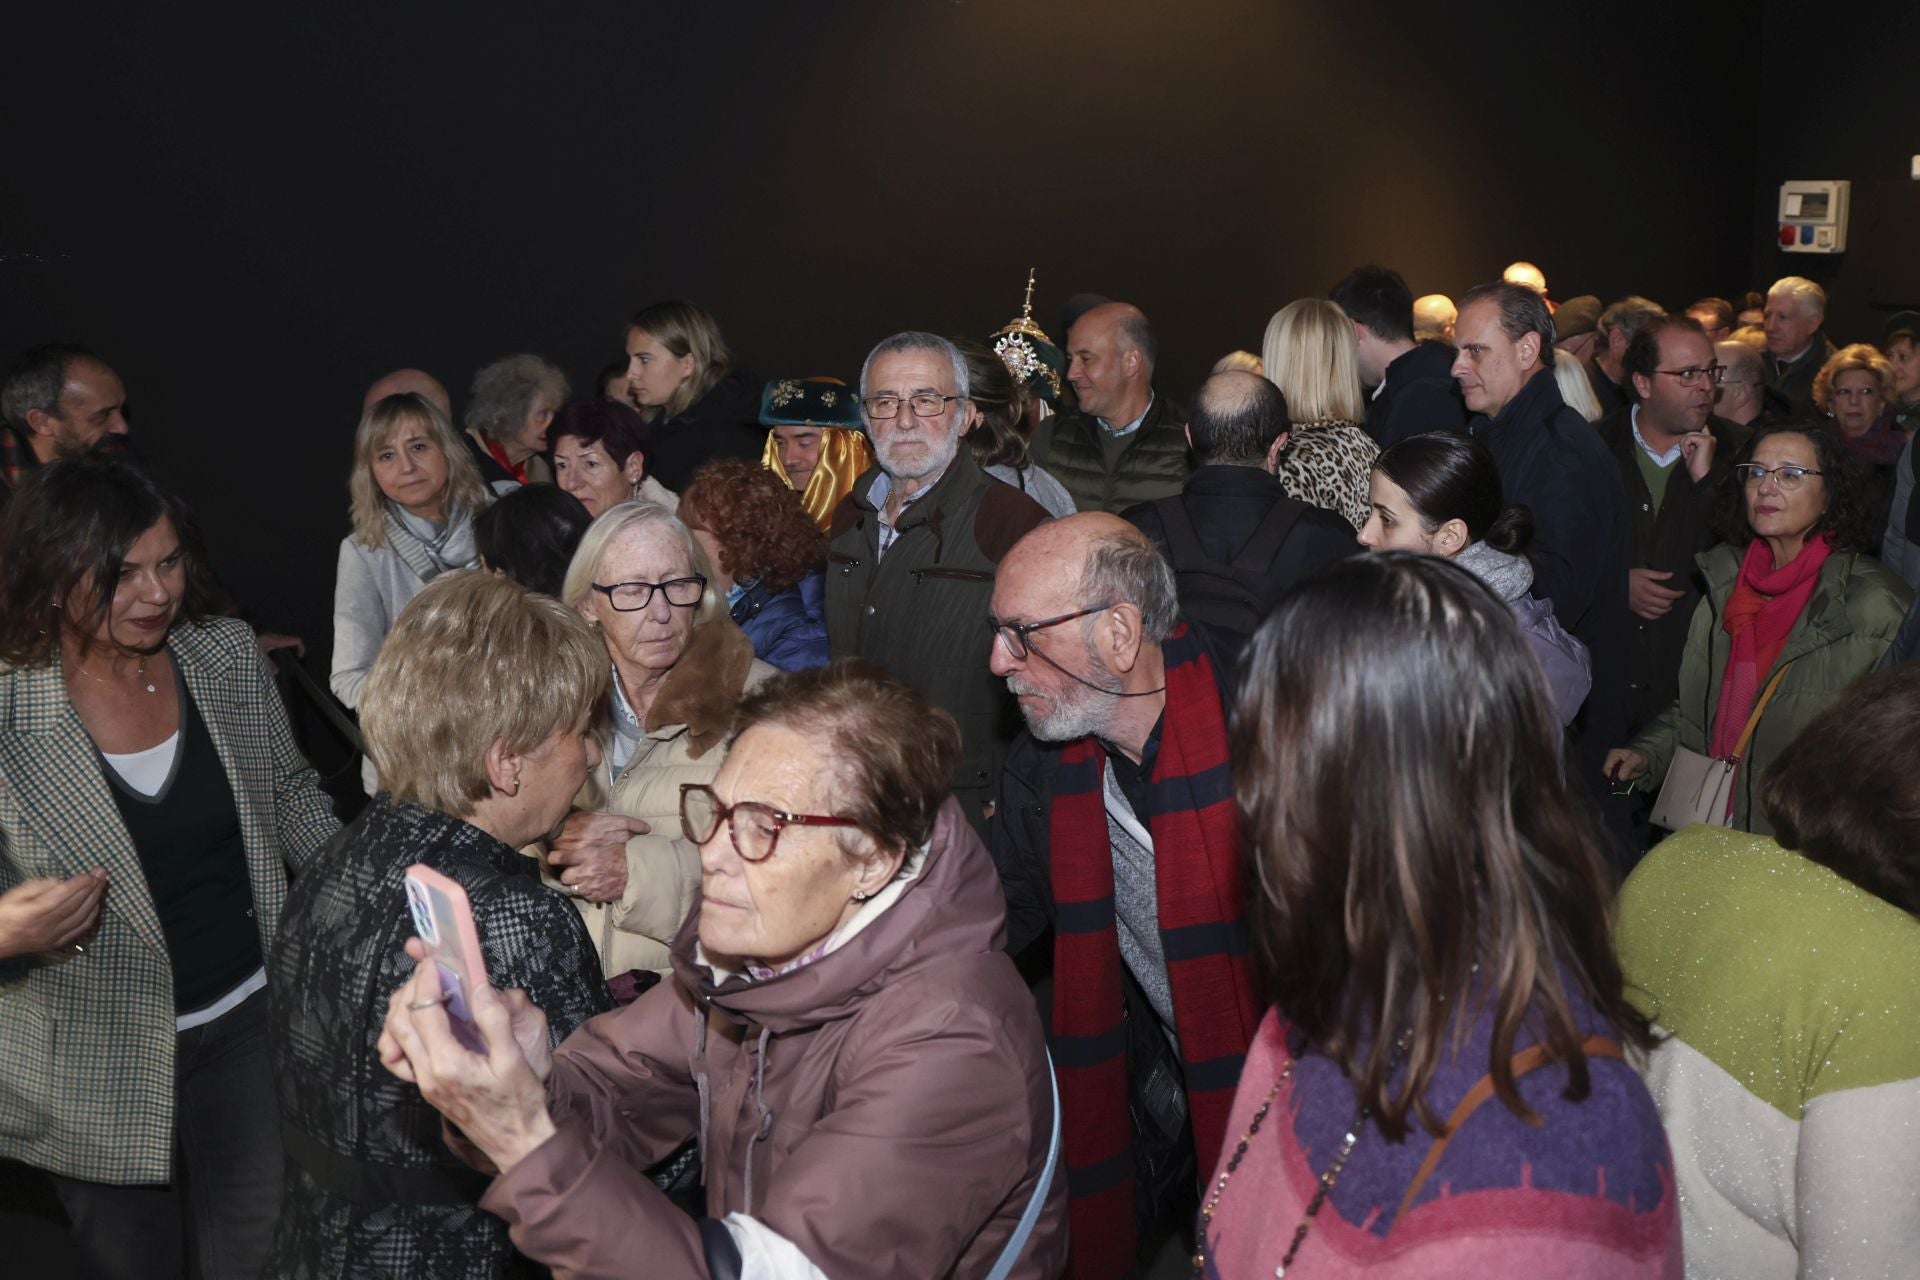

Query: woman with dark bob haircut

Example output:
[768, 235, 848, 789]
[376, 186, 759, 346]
[1605, 422, 1911, 833]
[0, 458, 339, 1279]
[380, 660, 1066, 1278]
[549, 397, 677, 519]
[1198, 554, 1676, 1277]
[677, 457, 830, 671]
[1616, 662, 1920, 1278]
[474, 482, 595, 598]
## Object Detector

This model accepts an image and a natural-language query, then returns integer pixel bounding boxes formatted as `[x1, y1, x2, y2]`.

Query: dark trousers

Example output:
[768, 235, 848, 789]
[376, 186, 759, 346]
[49, 985, 283, 1280]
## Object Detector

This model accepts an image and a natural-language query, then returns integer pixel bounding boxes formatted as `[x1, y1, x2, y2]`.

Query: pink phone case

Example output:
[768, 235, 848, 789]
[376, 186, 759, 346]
[403, 864, 490, 1053]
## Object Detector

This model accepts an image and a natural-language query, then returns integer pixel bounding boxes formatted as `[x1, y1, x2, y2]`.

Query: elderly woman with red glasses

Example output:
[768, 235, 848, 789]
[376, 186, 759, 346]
[380, 661, 1066, 1280]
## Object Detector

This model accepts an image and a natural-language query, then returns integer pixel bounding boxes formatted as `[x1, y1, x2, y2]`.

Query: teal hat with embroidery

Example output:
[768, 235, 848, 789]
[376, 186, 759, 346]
[992, 269, 1067, 406]
[759, 376, 861, 428]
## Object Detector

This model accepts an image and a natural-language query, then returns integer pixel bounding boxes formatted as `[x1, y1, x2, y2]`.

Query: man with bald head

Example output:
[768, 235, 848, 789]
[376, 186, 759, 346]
[0, 344, 130, 507]
[1413, 293, 1456, 344]
[362, 367, 453, 419]
[1123, 370, 1354, 658]
[1502, 260, 1553, 309]
[986, 512, 1254, 1274]
[1028, 301, 1188, 514]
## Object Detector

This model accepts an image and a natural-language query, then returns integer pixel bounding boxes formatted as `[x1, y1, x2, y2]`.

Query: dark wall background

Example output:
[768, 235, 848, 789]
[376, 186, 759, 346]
[0, 2, 1793, 663]
[1751, 0, 1920, 344]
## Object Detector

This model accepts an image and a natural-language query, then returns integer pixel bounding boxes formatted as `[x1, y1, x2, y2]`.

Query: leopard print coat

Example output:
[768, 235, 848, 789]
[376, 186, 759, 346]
[1273, 418, 1380, 531]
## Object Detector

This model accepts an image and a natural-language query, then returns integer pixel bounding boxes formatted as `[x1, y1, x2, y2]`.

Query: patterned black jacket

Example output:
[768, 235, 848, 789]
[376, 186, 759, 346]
[265, 798, 610, 1279]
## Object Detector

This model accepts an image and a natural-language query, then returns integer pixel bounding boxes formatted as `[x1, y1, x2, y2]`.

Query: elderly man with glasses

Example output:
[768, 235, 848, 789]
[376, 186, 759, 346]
[822, 330, 1050, 833]
[983, 512, 1252, 1278]
[1595, 313, 1743, 743]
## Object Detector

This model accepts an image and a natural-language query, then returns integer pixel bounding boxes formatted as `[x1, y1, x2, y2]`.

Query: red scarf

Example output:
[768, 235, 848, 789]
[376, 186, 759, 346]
[482, 433, 528, 483]
[1048, 624, 1259, 1279]
[1711, 535, 1830, 758]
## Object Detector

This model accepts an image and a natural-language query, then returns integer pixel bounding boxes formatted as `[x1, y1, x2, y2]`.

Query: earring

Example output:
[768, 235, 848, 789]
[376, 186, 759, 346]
[852, 890, 871, 902]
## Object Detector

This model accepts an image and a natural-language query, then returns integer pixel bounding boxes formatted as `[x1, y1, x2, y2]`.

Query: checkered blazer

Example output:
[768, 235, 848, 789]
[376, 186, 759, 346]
[0, 616, 340, 1183]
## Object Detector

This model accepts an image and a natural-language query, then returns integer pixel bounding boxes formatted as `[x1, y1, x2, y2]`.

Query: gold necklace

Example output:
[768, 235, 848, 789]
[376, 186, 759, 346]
[73, 655, 158, 695]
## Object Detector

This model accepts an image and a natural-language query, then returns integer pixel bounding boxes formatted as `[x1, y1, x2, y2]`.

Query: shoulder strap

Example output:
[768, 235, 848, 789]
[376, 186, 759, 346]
[985, 1049, 1060, 1280]
[1733, 662, 1793, 760]
[1394, 1033, 1623, 1225]
[1152, 496, 1208, 565]
[1230, 496, 1306, 572]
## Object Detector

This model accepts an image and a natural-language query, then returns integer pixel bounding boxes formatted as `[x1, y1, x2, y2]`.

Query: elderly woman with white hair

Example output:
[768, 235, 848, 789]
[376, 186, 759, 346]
[1261, 297, 1381, 530]
[542, 501, 777, 985]
[463, 353, 569, 492]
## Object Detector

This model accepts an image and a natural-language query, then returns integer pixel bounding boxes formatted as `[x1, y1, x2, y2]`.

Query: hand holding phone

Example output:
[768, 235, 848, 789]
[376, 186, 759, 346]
[403, 865, 489, 1054]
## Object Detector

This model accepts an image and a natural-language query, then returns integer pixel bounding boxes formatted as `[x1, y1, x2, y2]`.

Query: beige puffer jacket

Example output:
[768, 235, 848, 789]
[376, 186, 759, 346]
[546, 616, 775, 977]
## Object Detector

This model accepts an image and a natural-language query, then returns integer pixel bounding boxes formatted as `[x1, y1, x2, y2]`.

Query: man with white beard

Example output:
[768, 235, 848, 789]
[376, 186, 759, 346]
[823, 330, 1050, 832]
[983, 512, 1253, 1270]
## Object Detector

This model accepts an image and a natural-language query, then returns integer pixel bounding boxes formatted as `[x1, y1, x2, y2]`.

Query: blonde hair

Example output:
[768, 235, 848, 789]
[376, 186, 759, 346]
[628, 300, 732, 420]
[359, 571, 608, 816]
[1813, 343, 1894, 413]
[1554, 358, 1604, 422]
[1212, 350, 1265, 376]
[1261, 298, 1367, 424]
[348, 393, 491, 548]
[1729, 325, 1769, 353]
[560, 500, 723, 627]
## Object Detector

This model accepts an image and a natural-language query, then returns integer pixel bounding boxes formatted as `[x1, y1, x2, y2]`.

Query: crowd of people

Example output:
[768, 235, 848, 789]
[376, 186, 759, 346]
[1, 260, 1918, 1280]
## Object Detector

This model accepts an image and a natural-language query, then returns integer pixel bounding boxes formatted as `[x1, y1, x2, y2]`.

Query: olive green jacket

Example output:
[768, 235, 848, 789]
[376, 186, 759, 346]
[1630, 544, 1911, 835]
[1028, 395, 1189, 515]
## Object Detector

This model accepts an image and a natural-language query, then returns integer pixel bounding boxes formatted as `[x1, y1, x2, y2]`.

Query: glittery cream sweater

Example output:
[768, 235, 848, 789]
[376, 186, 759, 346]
[1616, 824, 1920, 1279]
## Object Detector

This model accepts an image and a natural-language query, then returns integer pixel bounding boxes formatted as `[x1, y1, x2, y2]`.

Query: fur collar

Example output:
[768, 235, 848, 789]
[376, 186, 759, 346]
[643, 616, 756, 758]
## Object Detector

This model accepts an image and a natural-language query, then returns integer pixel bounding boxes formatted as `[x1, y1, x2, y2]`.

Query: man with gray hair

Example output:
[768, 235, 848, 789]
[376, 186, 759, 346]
[1028, 301, 1189, 514]
[1591, 296, 1667, 415]
[1764, 275, 1837, 414]
[1455, 281, 1632, 860]
[824, 330, 1049, 830]
[0, 343, 129, 509]
[1713, 339, 1777, 437]
[985, 512, 1254, 1273]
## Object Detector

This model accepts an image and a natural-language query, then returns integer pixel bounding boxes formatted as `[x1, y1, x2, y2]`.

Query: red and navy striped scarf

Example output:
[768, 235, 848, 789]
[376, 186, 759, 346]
[1049, 623, 1258, 1279]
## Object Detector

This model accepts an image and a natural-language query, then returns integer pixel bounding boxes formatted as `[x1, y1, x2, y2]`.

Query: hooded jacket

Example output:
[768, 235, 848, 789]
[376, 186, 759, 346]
[482, 797, 1067, 1280]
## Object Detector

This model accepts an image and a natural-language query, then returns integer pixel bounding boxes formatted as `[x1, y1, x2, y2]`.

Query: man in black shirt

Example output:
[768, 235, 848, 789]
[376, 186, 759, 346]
[1331, 264, 1469, 448]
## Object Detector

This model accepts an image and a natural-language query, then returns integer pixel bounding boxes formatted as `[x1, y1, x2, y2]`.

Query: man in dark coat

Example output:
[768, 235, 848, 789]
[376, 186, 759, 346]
[825, 331, 1050, 830]
[1330, 264, 1469, 447]
[1595, 314, 1739, 733]
[1122, 370, 1356, 669]
[1027, 302, 1189, 514]
[0, 343, 130, 510]
[1764, 276, 1839, 415]
[1456, 282, 1631, 854]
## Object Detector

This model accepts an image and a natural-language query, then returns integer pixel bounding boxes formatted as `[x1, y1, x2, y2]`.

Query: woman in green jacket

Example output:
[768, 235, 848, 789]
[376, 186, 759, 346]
[1604, 423, 1911, 834]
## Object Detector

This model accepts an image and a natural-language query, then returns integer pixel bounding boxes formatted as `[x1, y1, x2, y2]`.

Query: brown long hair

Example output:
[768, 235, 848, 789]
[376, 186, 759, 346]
[0, 458, 225, 667]
[1230, 553, 1650, 1140]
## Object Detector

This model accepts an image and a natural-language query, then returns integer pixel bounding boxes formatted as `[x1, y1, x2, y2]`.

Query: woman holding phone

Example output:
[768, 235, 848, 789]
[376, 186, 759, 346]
[265, 572, 612, 1278]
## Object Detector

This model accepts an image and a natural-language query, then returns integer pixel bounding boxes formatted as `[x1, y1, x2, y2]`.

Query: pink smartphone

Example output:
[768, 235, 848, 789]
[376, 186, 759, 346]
[403, 864, 489, 1054]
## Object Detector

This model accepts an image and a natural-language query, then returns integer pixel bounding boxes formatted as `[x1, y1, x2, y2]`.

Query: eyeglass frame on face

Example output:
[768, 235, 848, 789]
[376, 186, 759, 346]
[860, 392, 961, 420]
[987, 603, 1114, 660]
[1653, 364, 1725, 387]
[1734, 463, 1823, 489]
[589, 574, 707, 612]
[679, 782, 860, 863]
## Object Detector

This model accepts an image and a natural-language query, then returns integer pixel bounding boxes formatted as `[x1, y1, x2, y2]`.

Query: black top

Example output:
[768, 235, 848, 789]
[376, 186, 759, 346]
[646, 367, 768, 493]
[1588, 363, 1630, 416]
[461, 430, 520, 490]
[102, 675, 259, 1013]
[1366, 340, 1470, 447]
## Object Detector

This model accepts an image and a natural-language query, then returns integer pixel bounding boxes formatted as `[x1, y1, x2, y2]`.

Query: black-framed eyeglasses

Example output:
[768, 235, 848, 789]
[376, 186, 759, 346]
[590, 575, 706, 612]
[1654, 365, 1724, 387]
[1734, 463, 1823, 489]
[987, 603, 1113, 659]
[679, 783, 859, 863]
[861, 393, 960, 420]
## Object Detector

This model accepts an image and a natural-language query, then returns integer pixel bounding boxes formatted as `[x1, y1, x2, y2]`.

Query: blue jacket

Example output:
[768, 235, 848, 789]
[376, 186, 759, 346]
[731, 571, 829, 672]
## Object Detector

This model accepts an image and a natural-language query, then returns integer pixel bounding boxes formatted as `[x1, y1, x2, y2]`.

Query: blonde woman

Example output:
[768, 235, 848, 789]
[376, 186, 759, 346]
[1261, 297, 1381, 530]
[330, 393, 491, 714]
[623, 300, 764, 492]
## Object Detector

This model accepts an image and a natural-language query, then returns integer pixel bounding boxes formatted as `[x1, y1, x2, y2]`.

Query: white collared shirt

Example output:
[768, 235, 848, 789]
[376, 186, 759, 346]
[1630, 405, 1684, 468]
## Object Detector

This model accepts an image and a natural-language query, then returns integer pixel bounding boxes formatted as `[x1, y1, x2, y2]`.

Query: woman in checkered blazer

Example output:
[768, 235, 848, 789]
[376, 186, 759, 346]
[0, 458, 340, 1280]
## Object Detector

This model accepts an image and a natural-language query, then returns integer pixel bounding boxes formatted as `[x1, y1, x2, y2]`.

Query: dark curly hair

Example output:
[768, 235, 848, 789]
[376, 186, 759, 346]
[1714, 421, 1878, 552]
[677, 457, 827, 593]
[0, 457, 225, 666]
